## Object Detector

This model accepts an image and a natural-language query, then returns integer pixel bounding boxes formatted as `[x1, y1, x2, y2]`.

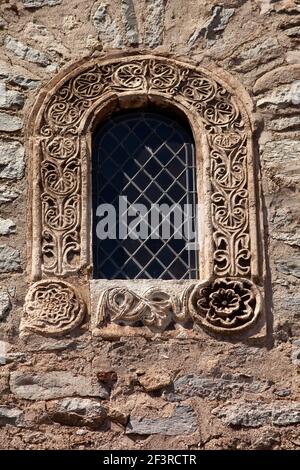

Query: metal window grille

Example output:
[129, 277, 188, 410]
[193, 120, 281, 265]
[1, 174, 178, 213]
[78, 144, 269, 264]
[92, 111, 198, 280]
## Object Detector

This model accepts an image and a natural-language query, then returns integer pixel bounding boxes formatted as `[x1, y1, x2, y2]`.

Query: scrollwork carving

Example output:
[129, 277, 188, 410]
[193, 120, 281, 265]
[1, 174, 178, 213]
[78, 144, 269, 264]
[21, 280, 85, 336]
[32, 54, 255, 282]
[96, 278, 261, 334]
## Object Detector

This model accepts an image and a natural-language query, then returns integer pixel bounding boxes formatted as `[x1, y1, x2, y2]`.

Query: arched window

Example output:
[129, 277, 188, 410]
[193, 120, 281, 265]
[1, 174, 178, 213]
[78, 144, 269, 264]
[92, 111, 198, 280]
[23, 55, 263, 338]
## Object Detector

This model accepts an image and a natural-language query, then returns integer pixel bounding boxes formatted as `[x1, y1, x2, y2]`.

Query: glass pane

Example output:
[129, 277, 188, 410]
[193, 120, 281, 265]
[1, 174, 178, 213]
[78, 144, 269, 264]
[92, 111, 198, 280]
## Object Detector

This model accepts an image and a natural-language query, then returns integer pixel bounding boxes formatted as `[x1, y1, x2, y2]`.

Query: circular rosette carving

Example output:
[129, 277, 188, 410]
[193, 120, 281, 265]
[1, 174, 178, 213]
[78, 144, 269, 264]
[45, 136, 79, 160]
[22, 280, 85, 336]
[113, 62, 147, 90]
[181, 75, 216, 103]
[204, 101, 238, 126]
[149, 61, 182, 93]
[189, 278, 261, 333]
[72, 69, 104, 99]
[97, 287, 175, 330]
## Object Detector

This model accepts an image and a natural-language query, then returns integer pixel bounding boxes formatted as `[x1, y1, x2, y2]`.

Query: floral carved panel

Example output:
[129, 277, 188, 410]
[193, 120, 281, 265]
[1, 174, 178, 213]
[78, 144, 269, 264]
[24, 53, 263, 337]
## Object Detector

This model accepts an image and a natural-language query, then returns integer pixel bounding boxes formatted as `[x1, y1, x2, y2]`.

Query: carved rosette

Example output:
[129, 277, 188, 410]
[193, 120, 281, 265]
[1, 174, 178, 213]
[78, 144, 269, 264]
[21, 280, 85, 336]
[96, 278, 261, 334]
[189, 278, 261, 333]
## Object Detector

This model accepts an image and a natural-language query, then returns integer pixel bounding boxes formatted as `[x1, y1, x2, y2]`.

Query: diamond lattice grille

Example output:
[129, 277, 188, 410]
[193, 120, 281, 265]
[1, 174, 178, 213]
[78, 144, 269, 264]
[92, 112, 198, 280]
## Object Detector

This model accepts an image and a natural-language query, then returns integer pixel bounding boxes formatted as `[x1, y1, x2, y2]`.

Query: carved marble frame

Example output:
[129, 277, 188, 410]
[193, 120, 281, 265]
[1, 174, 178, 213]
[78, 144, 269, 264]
[22, 52, 264, 338]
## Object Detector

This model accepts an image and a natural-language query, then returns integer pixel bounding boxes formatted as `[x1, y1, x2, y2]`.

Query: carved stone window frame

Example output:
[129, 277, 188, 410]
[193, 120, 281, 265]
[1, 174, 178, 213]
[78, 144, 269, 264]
[22, 53, 264, 339]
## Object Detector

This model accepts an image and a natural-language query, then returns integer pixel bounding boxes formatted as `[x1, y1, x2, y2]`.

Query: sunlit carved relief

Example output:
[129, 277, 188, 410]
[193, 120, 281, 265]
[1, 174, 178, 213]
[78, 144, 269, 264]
[21, 280, 85, 336]
[25, 54, 262, 337]
[96, 278, 260, 334]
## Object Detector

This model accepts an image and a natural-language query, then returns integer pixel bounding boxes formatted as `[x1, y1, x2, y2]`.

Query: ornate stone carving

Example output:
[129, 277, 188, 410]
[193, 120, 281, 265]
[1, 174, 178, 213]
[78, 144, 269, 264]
[30, 55, 257, 279]
[189, 278, 261, 333]
[27, 54, 263, 338]
[21, 280, 85, 336]
[96, 278, 261, 334]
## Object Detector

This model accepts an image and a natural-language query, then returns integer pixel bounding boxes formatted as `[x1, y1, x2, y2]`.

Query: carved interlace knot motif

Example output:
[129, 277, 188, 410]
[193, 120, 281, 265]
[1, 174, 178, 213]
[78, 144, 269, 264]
[97, 278, 260, 334]
[36, 56, 251, 278]
[21, 280, 85, 336]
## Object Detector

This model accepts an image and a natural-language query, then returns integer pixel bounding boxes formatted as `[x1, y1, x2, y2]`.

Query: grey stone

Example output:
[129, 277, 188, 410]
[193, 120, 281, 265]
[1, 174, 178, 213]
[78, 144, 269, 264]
[189, 6, 235, 47]
[0, 83, 24, 110]
[10, 371, 109, 400]
[213, 402, 300, 428]
[285, 26, 300, 38]
[121, 0, 139, 45]
[9, 76, 40, 90]
[0, 290, 11, 320]
[145, 0, 166, 48]
[166, 373, 269, 401]
[0, 140, 25, 179]
[0, 246, 21, 273]
[0, 17, 6, 30]
[0, 113, 23, 133]
[267, 115, 300, 131]
[23, 0, 62, 8]
[262, 140, 300, 180]
[276, 259, 300, 278]
[126, 405, 197, 435]
[48, 398, 107, 428]
[0, 185, 19, 204]
[4, 36, 51, 67]
[0, 218, 16, 235]
[257, 81, 300, 108]
[231, 38, 282, 73]
[0, 406, 23, 426]
[291, 340, 300, 366]
[93, 3, 123, 48]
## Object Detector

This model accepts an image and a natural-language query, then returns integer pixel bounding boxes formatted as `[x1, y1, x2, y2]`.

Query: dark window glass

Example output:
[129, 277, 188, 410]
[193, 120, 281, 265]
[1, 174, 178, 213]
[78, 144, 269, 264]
[92, 111, 198, 279]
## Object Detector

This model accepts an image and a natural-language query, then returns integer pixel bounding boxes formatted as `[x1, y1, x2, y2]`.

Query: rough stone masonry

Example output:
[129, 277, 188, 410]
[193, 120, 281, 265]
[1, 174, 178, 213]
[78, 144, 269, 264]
[0, 0, 300, 451]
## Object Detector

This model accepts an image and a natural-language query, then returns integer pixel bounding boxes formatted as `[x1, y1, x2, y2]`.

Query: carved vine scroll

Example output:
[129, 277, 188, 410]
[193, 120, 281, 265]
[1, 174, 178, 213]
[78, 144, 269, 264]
[30, 55, 258, 279]
[96, 278, 261, 334]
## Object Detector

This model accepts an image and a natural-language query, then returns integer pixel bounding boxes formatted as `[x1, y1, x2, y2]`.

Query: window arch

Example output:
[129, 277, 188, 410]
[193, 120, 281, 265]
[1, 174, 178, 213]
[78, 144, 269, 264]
[92, 110, 198, 280]
[22, 54, 264, 338]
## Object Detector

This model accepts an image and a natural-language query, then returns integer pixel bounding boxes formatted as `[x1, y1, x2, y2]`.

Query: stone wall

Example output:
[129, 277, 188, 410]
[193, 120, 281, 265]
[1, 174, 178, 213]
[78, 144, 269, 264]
[0, 0, 300, 450]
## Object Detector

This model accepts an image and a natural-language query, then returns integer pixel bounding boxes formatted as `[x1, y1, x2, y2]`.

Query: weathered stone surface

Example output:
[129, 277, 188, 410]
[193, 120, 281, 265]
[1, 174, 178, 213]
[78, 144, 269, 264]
[0, 218, 16, 235]
[93, 3, 123, 48]
[48, 398, 107, 428]
[0, 17, 6, 30]
[291, 340, 300, 366]
[23, 0, 62, 7]
[189, 5, 235, 47]
[166, 373, 269, 401]
[4, 36, 51, 67]
[0, 185, 19, 204]
[0, 406, 23, 427]
[276, 259, 300, 278]
[230, 38, 282, 73]
[266, 115, 300, 131]
[271, 206, 300, 247]
[0, 140, 25, 179]
[254, 65, 300, 94]
[145, 0, 165, 48]
[9, 76, 40, 90]
[213, 402, 300, 427]
[10, 371, 109, 400]
[138, 369, 172, 392]
[0, 290, 11, 320]
[121, 0, 139, 45]
[257, 82, 300, 108]
[0, 113, 23, 133]
[0, 83, 24, 110]
[261, 140, 300, 181]
[0, 246, 21, 273]
[126, 405, 197, 435]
